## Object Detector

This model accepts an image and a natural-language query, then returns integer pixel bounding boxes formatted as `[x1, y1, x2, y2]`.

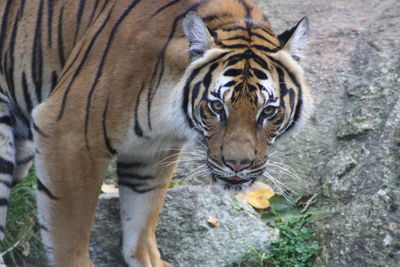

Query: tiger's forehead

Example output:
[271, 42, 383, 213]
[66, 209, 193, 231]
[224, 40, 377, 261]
[211, 71, 277, 106]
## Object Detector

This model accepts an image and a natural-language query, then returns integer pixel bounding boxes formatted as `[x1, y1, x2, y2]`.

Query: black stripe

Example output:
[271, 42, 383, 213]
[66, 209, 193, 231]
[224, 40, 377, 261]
[220, 43, 248, 49]
[0, 116, 11, 126]
[0, 0, 12, 74]
[18, 0, 26, 20]
[11, 179, 18, 187]
[272, 114, 285, 125]
[117, 171, 154, 180]
[0, 158, 14, 175]
[151, 0, 181, 18]
[84, 1, 140, 141]
[0, 198, 8, 206]
[251, 44, 279, 53]
[270, 57, 301, 88]
[222, 25, 248, 32]
[57, 6, 66, 66]
[58, 5, 115, 120]
[0, 180, 12, 188]
[16, 155, 34, 165]
[117, 161, 145, 169]
[5, 6, 20, 104]
[233, 82, 243, 92]
[284, 90, 302, 133]
[223, 80, 236, 88]
[99, 0, 109, 15]
[32, 0, 44, 102]
[182, 68, 201, 129]
[203, 12, 232, 22]
[73, 0, 86, 45]
[47, 0, 54, 47]
[190, 82, 202, 127]
[147, 1, 207, 130]
[251, 31, 276, 45]
[134, 83, 145, 137]
[239, 0, 252, 21]
[32, 121, 49, 137]
[37, 178, 60, 200]
[39, 224, 49, 232]
[253, 68, 268, 80]
[191, 81, 201, 114]
[88, 0, 100, 25]
[51, 71, 58, 91]
[101, 95, 117, 155]
[252, 54, 269, 70]
[202, 62, 218, 89]
[182, 52, 228, 128]
[213, 21, 237, 30]
[276, 67, 288, 98]
[118, 181, 157, 194]
[21, 72, 33, 113]
[56, 40, 85, 83]
[248, 84, 257, 91]
[271, 60, 303, 134]
[0, 225, 4, 233]
[289, 88, 296, 111]
[253, 25, 275, 38]
[223, 35, 251, 42]
[224, 53, 244, 66]
[224, 68, 242, 77]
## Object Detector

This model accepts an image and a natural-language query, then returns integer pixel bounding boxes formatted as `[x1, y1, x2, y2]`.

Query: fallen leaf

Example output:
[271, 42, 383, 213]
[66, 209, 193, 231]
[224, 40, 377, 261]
[236, 182, 275, 209]
[101, 183, 118, 194]
[207, 216, 220, 227]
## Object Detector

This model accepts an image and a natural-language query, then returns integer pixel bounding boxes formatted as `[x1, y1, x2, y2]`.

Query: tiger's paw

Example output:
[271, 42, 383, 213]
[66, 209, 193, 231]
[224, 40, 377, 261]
[123, 250, 171, 267]
[162, 260, 173, 267]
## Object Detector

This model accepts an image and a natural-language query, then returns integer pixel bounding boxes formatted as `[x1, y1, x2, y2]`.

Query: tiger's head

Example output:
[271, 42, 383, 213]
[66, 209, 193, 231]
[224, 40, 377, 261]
[181, 11, 312, 190]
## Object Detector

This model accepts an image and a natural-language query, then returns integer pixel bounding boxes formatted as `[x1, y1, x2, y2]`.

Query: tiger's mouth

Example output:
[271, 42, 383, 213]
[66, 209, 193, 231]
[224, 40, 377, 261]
[211, 173, 256, 190]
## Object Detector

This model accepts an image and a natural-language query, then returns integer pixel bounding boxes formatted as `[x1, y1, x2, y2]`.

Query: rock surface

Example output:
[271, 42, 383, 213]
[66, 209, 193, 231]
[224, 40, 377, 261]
[252, 0, 400, 265]
[90, 186, 275, 267]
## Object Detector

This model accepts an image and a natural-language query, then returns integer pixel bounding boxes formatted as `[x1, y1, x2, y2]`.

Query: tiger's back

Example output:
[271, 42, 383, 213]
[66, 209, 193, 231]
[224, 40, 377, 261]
[0, 0, 312, 266]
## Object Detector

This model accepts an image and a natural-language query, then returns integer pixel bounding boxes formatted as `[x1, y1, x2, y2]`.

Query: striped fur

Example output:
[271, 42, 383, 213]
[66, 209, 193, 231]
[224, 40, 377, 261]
[0, 0, 312, 266]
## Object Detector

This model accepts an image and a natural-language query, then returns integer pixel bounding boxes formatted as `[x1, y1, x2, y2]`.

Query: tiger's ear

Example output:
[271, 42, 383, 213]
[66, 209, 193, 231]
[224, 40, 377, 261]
[183, 11, 212, 60]
[278, 17, 310, 60]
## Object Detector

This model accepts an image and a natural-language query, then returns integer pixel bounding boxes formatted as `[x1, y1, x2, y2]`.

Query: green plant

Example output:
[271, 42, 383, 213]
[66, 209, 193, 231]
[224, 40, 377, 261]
[236, 195, 322, 267]
[1, 170, 44, 266]
[263, 195, 322, 267]
[262, 218, 322, 266]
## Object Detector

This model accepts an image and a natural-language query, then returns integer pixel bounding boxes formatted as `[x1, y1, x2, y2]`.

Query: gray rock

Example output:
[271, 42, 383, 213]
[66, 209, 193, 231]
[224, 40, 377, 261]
[157, 186, 274, 267]
[254, 0, 400, 266]
[90, 193, 125, 267]
[90, 186, 275, 267]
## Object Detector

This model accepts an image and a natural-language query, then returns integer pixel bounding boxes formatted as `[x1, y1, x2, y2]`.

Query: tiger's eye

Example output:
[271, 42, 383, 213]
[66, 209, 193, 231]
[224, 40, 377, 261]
[262, 106, 276, 117]
[210, 101, 224, 112]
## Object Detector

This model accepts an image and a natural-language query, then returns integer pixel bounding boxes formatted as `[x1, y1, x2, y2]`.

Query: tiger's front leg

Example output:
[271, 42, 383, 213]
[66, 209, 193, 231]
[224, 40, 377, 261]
[117, 149, 181, 267]
[32, 106, 110, 267]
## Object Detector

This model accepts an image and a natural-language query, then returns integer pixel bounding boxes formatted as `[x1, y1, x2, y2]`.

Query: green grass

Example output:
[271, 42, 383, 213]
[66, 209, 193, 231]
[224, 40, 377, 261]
[237, 195, 322, 267]
[1, 170, 44, 266]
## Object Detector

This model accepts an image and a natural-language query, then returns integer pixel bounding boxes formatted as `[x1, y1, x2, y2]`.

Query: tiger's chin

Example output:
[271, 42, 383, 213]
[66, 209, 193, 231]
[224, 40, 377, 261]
[211, 174, 256, 192]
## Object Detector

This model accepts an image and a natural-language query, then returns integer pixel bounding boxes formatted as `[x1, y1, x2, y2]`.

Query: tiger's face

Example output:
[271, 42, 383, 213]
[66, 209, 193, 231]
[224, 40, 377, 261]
[182, 12, 311, 190]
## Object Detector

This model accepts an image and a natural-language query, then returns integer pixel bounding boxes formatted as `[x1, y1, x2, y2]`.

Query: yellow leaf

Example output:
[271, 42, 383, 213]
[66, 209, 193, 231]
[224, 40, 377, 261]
[207, 216, 220, 227]
[236, 182, 275, 210]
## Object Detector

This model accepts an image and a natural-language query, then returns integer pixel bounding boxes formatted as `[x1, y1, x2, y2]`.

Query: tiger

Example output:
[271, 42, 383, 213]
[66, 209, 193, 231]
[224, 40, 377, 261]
[0, 0, 312, 266]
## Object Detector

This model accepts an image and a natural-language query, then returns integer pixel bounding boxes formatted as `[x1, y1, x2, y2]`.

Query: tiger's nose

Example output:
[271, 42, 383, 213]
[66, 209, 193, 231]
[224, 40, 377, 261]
[225, 159, 252, 172]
